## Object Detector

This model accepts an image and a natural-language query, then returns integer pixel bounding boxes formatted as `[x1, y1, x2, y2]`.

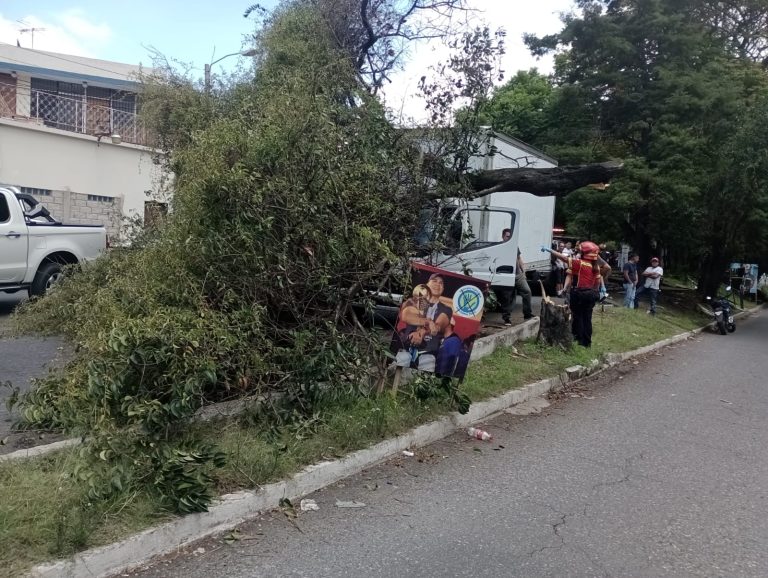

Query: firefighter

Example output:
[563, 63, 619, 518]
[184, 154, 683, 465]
[543, 241, 608, 347]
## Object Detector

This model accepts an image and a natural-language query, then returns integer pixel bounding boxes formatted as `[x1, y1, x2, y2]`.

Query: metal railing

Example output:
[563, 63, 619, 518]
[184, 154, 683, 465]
[0, 81, 149, 146]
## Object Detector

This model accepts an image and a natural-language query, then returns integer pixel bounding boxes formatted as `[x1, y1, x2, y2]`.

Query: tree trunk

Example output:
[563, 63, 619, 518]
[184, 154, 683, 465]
[423, 160, 624, 199]
[698, 247, 729, 298]
[536, 288, 573, 350]
[467, 161, 624, 198]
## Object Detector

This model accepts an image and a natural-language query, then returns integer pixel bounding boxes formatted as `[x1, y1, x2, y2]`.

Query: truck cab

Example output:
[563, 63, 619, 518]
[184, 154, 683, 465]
[421, 203, 521, 289]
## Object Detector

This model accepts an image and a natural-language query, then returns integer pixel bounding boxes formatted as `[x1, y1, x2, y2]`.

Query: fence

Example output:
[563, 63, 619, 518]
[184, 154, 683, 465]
[0, 81, 149, 146]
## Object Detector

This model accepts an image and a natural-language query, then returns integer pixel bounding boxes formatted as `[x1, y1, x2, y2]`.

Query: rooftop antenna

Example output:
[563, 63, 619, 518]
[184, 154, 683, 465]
[17, 20, 46, 49]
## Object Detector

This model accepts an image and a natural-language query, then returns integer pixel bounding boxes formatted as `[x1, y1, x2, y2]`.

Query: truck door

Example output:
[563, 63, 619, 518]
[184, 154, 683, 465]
[0, 190, 28, 284]
[435, 206, 519, 288]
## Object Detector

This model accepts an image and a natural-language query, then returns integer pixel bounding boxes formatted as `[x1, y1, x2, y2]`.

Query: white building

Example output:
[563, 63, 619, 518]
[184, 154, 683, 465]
[0, 45, 166, 239]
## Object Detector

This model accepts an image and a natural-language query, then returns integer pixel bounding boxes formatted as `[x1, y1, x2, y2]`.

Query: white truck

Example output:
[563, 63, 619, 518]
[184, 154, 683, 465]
[420, 130, 557, 290]
[0, 186, 107, 296]
[418, 191, 555, 289]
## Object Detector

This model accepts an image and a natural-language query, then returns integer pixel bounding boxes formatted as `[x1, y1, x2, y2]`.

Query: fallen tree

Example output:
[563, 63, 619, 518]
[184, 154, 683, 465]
[466, 161, 623, 198]
[11, 0, 622, 514]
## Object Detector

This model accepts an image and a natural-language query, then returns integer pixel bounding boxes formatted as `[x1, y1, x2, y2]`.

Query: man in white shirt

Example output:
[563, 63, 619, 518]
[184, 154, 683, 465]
[634, 257, 663, 315]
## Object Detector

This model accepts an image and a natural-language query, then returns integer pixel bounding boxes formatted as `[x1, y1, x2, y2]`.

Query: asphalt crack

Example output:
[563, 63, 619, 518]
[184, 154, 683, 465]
[525, 503, 586, 558]
[591, 453, 644, 491]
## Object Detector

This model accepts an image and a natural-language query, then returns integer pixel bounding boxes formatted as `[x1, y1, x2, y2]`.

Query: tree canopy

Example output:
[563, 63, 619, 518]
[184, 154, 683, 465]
[509, 0, 768, 291]
[18, 0, 609, 513]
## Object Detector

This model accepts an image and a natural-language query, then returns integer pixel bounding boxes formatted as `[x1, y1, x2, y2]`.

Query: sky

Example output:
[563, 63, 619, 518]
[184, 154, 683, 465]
[0, 0, 576, 119]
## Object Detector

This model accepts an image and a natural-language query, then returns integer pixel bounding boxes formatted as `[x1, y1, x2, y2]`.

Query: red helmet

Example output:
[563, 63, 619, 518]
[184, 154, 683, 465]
[580, 241, 600, 261]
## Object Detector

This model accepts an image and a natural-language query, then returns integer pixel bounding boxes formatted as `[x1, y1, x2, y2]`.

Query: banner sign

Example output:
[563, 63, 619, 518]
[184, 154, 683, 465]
[390, 263, 489, 380]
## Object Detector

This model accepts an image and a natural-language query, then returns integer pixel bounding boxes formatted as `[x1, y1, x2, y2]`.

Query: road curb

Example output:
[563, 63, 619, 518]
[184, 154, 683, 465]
[28, 376, 571, 578]
[27, 307, 761, 577]
[0, 438, 80, 463]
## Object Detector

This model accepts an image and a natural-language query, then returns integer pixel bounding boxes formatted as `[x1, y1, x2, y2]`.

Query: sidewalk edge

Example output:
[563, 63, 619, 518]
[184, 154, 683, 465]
[27, 310, 757, 577]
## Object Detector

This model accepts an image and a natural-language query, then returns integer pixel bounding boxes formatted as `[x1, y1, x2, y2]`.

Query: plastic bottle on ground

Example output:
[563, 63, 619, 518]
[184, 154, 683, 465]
[467, 427, 492, 441]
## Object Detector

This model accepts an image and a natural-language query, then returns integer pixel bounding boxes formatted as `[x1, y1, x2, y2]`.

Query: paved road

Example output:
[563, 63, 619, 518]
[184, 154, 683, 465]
[130, 309, 768, 578]
[0, 291, 68, 450]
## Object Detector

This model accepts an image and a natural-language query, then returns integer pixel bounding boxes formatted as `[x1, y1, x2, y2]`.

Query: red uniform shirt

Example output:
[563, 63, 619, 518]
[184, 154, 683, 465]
[568, 258, 601, 289]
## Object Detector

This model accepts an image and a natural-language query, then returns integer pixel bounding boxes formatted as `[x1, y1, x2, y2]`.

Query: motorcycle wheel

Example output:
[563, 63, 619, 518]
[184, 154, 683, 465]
[717, 317, 727, 335]
[727, 323, 736, 333]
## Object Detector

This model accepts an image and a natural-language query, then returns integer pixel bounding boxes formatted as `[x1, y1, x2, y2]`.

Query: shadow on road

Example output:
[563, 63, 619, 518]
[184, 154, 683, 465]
[0, 290, 73, 454]
[0, 291, 27, 319]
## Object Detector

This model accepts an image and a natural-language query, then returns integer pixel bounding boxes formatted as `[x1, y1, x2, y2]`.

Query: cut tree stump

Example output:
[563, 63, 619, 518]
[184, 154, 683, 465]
[537, 282, 573, 350]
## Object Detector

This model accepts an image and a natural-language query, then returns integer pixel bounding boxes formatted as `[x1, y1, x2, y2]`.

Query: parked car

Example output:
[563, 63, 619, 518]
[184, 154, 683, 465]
[0, 185, 107, 296]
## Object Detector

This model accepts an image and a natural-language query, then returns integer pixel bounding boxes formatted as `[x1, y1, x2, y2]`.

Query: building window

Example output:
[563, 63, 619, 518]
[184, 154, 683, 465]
[20, 186, 51, 197]
[87, 194, 113, 203]
[0, 72, 16, 117]
[31, 78, 85, 132]
[27, 78, 143, 145]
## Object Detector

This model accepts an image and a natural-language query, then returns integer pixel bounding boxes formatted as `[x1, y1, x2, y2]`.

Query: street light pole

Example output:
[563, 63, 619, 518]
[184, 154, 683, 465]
[204, 48, 258, 93]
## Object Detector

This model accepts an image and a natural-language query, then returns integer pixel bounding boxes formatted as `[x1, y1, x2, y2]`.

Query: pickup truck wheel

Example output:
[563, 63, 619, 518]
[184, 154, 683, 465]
[30, 262, 63, 297]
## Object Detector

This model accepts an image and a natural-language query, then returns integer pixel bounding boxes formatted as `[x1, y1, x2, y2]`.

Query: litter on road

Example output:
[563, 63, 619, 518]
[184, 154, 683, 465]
[335, 500, 367, 508]
[300, 499, 319, 511]
[467, 427, 492, 441]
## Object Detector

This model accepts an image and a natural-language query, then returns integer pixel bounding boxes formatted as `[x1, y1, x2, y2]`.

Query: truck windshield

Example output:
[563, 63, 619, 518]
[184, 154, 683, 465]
[414, 204, 516, 256]
[452, 208, 516, 253]
[413, 204, 457, 256]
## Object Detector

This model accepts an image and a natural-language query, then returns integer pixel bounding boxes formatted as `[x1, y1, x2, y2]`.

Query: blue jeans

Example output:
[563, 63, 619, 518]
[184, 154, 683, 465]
[634, 286, 659, 314]
[623, 282, 636, 308]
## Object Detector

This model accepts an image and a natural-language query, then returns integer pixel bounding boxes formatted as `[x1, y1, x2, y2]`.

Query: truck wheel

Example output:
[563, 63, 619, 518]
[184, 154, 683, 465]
[30, 262, 63, 297]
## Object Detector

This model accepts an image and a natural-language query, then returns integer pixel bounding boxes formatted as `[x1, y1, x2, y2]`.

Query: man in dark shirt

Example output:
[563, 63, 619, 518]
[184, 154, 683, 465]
[622, 253, 639, 308]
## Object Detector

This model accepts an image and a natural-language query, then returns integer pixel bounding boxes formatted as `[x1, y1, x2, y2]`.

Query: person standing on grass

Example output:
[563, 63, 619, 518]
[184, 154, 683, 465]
[622, 253, 640, 308]
[565, 241, 603, 347]
[543, 241, 606, 347]
[634, 257, 664, 315]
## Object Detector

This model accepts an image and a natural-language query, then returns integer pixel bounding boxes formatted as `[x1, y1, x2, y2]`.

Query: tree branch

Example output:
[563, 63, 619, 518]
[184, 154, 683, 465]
[467, 161, 624, 197]
[423, 161, 624, 199]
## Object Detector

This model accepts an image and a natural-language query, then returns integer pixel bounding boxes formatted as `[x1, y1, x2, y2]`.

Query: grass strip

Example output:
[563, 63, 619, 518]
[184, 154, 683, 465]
[0, 305, 706, 577]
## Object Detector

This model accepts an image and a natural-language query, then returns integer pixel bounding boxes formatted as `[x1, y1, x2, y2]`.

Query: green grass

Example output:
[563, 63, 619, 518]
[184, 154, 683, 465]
[0, 304, 707, 576]
[0, 451, 168, 578]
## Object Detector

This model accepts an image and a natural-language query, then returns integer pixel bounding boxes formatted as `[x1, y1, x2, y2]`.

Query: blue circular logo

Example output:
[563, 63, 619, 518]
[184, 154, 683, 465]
[453, 285, 485, 318]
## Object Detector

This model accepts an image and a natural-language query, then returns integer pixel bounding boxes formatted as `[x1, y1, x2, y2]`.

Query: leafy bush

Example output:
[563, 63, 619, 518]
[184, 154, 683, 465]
[13, 4, 428, 512]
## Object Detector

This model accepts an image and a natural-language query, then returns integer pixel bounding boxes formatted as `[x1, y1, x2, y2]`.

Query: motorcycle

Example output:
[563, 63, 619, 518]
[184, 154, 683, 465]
[706, 286, 736, 335]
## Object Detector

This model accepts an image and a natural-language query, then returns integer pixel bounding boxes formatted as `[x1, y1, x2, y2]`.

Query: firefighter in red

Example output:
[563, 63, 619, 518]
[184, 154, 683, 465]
[565, 241, 603, 346]
[544, 241, 607, 347]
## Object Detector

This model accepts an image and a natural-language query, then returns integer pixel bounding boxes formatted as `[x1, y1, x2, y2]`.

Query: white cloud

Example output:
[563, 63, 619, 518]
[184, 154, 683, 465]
[382, 0, 575, 124]
[0, 10, 112, 57]
[57, 10, 112, 44]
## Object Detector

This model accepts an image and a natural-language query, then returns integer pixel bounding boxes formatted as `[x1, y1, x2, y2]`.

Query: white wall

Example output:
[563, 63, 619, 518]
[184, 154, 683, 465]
[0, 118, 165, 220]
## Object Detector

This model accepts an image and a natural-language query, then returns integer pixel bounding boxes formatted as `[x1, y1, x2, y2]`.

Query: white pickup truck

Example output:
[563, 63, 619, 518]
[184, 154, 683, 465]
[0, 186, 107, 296]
